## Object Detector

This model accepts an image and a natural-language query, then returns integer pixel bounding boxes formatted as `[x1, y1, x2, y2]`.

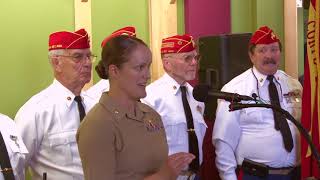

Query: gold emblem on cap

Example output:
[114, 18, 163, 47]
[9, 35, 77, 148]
[173, 85, 177, 90]
[178, 40, 183, 45]
[67, 97, 71, 100]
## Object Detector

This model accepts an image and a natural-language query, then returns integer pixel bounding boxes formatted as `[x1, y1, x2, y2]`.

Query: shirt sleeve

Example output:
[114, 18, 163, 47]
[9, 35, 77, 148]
[212, 98, 241, 180]
[14, 105, 42, 165]
[77, 112, 116, 180]
[214, 140, 238, 180]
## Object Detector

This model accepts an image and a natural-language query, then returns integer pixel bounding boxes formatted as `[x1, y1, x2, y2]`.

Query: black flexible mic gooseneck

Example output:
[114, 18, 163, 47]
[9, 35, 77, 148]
[193, 85, 254, 102]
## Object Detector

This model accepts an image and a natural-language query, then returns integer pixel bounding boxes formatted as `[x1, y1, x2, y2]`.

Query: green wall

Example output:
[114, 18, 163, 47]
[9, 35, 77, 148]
[0, 1, 74, 118]
[177, 0, 185, 34]
[91, 0, 150, 83]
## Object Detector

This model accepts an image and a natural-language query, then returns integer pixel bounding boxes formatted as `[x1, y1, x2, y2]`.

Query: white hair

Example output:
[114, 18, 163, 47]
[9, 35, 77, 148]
[48, 49, 65, 59]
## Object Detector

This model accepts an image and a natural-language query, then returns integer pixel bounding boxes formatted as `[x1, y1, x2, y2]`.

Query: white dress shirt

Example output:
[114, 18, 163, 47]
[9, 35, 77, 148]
[85, 79, 109, 101]
[15, 79, 96, 180]
[0, 114, 28, 180]
[142, 73, 207, 165]
[212, 67, 302, 180]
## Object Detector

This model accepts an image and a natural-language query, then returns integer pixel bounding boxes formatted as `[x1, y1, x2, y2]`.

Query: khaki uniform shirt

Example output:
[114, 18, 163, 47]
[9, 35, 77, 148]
[77, 93, 168, 180]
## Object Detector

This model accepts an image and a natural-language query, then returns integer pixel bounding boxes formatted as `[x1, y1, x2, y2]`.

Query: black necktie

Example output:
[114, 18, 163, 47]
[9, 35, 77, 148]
[180, 86, 200, 172]
[267, 75, 293, 152]
[0, 131, 15, 180]
[74, 96, 86, 122]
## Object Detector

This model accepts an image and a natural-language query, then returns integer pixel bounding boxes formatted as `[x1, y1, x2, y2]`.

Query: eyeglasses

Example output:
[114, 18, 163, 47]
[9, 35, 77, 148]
[57, 53, 97, 63]
[255, 46, 280, 54]
[166, 54, 201, 63]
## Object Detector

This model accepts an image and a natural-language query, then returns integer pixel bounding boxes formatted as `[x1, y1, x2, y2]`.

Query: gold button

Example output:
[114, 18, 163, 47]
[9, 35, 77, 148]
[173, 86, 177, 90]
[259, 78, 263, 82]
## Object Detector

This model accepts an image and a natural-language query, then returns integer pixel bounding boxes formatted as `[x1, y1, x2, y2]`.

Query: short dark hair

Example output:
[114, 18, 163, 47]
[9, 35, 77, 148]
[95, 35, 148, 79]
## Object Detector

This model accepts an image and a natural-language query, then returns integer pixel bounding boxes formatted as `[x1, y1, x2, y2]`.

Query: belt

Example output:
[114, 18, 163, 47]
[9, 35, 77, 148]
[269, 166, 296, 175]
[239, 158, 299, 177]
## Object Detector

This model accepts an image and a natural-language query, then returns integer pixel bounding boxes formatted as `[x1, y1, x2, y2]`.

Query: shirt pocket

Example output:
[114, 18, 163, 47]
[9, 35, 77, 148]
[240, 108, 263, 126]
[284, 100, 302, 121]
[162, 114, 187, 146]
[45, 131, 77, 165]
[193, 113, 207, 142]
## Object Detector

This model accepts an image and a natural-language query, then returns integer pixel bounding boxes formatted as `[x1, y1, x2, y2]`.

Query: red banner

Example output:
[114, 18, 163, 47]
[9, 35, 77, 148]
[301, 0, 320, 178]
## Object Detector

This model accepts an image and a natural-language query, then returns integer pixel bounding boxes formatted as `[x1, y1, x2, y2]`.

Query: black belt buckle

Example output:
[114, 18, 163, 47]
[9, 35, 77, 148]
[241, 158, 268, 177]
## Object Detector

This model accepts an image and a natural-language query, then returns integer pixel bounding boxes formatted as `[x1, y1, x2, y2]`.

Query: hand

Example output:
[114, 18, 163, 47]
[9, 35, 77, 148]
[167, 152, 195, 177]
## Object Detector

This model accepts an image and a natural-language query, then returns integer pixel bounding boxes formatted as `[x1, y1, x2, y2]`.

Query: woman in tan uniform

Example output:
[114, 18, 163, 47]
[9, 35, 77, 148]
[77, 34, 194, 180]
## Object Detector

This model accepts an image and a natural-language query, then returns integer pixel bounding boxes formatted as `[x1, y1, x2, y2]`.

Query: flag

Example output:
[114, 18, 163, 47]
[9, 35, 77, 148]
[301, 0, 320, 178]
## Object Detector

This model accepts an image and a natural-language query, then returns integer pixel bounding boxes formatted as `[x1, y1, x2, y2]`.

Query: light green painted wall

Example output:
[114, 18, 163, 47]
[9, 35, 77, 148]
[177, 0, 185, 34]
[231, 0, 256, 33]
[0, 1, 74, 118]
[91, 0, 150, 83]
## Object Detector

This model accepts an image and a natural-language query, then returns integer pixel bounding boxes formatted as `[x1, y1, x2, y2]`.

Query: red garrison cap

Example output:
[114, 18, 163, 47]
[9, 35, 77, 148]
[48, 29, 90, 50]
[161, 34, 196, 54]
[249, 26, 280, 45]
[101, 26, 136, 48]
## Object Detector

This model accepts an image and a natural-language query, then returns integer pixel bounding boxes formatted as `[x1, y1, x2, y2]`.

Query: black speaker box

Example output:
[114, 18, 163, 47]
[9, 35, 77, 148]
[198, 33, 252, 120]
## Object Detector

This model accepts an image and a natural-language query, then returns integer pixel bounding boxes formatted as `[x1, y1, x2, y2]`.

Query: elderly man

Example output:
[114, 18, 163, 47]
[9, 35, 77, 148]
[212, 26, 302, 180]
[15, 29, 97, 180]
[142, 34, 207, 180]
[0, 113, 28, 180]
[85, 26, 136, 100]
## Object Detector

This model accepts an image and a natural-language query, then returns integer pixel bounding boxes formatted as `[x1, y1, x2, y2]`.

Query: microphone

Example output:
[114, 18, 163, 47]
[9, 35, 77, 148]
[193, 85, 254, 102]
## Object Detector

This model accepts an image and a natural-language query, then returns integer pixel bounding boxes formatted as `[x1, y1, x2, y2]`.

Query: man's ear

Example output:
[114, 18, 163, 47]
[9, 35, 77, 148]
[162, 57, 171, 72]
[248, 52, 254, 64]
[50, 56, 62, 72]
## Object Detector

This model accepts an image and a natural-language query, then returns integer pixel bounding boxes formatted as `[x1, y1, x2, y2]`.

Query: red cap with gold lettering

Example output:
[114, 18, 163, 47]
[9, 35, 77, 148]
[161, 34, 195, 54]
[48, 28, 90, 50]
[249, 26, 280, 45]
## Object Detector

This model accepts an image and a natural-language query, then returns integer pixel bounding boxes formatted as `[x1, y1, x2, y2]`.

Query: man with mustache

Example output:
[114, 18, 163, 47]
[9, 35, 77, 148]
[15, 29, 97, 180]
[212, 26, 302, 180]
[142, 34, 207, 180]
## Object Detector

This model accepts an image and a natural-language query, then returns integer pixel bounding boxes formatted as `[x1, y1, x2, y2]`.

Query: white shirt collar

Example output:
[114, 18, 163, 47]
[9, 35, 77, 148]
[252, 67, 281, 87]
[162, 73, 192, 95]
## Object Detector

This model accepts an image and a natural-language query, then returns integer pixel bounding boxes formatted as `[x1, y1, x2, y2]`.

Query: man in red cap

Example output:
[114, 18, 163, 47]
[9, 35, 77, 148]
[86, 26, 136, 100]
[212, 26, 302, 180]
[142, 34, 207, 180]
[15, 28, 97, 179]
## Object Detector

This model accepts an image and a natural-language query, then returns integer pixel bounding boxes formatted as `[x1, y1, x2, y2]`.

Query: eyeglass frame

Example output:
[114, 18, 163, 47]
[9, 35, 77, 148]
[164, 54, 201, 64]
[56, 53, 97, 63]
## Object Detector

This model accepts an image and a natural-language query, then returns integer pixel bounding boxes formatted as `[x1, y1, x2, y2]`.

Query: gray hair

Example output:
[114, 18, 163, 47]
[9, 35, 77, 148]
[48, 49, 65, 59]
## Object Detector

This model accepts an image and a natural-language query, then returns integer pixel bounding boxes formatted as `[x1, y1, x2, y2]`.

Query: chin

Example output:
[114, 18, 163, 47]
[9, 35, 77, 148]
[137, 91, 147, 99]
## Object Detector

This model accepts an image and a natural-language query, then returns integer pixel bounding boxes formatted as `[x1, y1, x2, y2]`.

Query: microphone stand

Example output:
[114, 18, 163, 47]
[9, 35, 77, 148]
[228, 102, 320, 173]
